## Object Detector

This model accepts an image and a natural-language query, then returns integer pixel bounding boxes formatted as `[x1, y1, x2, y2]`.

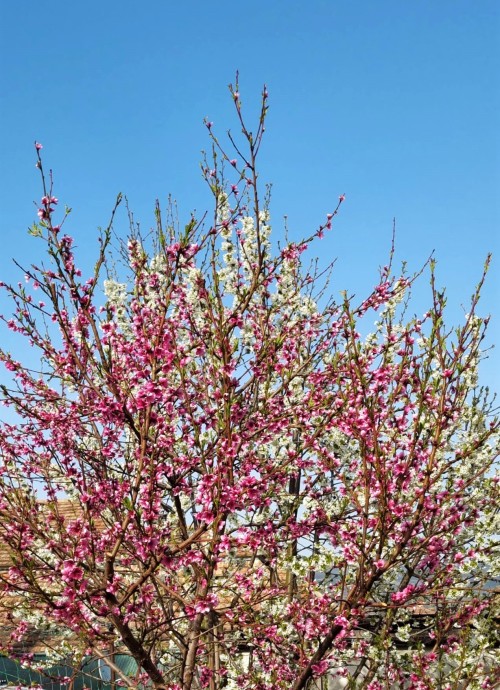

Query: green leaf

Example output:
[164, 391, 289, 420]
[28, 223, 42, 237]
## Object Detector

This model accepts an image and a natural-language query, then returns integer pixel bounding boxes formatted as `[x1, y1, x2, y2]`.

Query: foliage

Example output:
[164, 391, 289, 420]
[0, 81, 498, 690]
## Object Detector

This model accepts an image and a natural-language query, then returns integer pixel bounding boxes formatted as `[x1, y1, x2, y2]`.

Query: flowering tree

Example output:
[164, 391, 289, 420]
[0, 82, 498, 690]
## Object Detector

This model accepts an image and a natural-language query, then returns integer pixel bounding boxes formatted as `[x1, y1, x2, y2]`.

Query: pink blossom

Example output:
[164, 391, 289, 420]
[311, 660, 329, 676]
[61, 560, 84, 583]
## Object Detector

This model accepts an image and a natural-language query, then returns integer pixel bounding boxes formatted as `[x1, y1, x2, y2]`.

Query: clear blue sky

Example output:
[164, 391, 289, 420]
[1, 1, 499, 390]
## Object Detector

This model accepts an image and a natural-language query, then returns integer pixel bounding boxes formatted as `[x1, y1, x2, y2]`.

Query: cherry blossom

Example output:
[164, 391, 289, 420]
[0, 83, 498, 690]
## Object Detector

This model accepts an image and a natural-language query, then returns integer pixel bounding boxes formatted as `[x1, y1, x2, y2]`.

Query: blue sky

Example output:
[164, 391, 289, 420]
[1, 1, 499, 390]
